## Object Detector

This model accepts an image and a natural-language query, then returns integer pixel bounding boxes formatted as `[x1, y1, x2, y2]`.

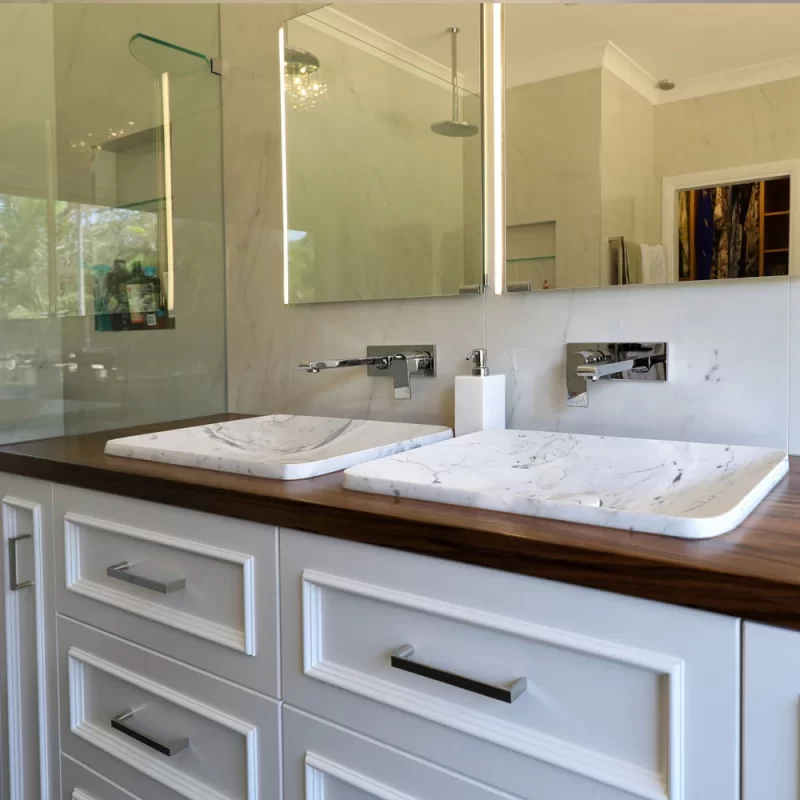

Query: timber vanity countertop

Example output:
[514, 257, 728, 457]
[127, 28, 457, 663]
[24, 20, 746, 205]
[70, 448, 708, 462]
[3, 414, 800, 629]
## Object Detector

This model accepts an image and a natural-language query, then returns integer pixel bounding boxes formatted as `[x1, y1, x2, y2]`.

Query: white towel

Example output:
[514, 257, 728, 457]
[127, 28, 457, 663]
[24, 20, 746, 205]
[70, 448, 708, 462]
[639, 244, 669, 284]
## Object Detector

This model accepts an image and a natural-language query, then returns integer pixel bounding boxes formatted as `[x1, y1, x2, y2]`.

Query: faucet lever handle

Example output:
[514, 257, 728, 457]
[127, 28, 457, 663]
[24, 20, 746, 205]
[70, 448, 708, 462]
[390, 354, 414, 400]
[389, 351, 431, 399]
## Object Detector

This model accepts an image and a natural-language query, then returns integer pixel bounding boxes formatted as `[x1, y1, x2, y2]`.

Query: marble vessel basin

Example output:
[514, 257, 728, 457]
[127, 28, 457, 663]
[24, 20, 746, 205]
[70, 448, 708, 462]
[105, 415, 453, 480]
[343, 429, 789, 539]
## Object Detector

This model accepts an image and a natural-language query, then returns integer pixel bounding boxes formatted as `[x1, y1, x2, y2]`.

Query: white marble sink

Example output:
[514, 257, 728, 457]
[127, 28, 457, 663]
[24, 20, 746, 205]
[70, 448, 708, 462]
[105, 415, 453, 480]
[343, 429, 789, 539]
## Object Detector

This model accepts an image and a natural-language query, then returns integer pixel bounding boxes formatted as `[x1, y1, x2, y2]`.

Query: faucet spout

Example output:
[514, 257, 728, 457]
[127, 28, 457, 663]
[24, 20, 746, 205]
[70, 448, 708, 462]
[566, 342, 668, 407]
[298, 356, 391, 373]
[299, 347, 435, 400]
[576, 358, 635, 382]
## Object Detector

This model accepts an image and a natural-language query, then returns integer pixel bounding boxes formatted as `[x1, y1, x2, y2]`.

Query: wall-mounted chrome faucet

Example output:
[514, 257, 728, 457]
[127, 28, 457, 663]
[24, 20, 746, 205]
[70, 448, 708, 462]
[566, 342, 667, 407]
[299, 344, 436, 400]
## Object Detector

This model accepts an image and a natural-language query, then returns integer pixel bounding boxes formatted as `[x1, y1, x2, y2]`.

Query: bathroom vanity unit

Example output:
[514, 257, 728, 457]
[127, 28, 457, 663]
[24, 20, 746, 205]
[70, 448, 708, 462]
[1, 416, 800, 800]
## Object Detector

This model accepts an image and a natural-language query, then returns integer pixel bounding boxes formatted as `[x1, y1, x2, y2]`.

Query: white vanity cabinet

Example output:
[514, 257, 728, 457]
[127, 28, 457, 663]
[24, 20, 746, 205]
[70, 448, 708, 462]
[0, 473, 59, 800]
[742, 622, 800, 799]
[0, 470, 781, 800]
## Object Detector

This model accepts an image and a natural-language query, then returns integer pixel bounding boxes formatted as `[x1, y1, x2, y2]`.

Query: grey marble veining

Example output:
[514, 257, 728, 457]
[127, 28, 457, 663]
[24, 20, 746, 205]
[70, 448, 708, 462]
[343, 429, 789, 539]
[105, 415, 453, 480]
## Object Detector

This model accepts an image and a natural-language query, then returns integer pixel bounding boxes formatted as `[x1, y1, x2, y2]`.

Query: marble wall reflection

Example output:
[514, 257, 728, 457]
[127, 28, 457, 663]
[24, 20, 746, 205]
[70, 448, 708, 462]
[284, 7, 482, 303]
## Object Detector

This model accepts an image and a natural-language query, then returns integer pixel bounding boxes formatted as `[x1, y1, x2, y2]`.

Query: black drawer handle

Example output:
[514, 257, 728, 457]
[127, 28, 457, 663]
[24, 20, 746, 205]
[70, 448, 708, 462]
[390, 645, 527, 704]
[111, 709, 189, 757]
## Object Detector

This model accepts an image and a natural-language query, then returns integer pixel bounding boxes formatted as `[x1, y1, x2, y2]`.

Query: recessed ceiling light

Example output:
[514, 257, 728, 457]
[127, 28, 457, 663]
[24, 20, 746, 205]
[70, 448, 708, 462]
[656, 79, 676, 91]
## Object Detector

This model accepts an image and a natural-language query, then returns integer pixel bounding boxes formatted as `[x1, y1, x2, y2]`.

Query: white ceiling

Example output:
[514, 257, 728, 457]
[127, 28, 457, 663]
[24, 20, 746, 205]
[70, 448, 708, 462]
[339, 3, 800, 97]
[331, 4, 483, 87]
[504, 4, 800, 85]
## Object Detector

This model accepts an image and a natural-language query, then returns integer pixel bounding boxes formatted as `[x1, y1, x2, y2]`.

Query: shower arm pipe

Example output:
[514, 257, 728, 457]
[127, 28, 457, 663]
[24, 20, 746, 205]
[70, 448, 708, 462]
[450, 27, 460, 123]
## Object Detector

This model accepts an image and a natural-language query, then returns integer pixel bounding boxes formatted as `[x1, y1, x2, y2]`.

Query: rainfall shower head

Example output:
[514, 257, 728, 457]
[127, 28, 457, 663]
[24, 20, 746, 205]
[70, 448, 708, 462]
[432, 27, 478, 138]
[431, 119, 479, 138]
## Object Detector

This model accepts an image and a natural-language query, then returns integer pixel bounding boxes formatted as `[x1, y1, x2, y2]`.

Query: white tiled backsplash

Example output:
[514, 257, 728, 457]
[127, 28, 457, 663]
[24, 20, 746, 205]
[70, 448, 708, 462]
[221, 3, 798, 456]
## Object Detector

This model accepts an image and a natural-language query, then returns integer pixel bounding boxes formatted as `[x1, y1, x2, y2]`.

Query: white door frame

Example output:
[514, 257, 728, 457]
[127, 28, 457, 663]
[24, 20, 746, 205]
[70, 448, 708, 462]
[662, 159, 800, 281]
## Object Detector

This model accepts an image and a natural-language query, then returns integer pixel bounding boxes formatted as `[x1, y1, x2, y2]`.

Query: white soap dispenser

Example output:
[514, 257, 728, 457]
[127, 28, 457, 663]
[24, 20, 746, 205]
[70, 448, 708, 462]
[455, 348, 506, 436]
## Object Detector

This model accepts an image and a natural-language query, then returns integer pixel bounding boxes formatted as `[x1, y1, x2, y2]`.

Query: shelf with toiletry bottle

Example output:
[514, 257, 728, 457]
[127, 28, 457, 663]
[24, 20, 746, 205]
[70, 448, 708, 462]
[91, 257, 173, 333]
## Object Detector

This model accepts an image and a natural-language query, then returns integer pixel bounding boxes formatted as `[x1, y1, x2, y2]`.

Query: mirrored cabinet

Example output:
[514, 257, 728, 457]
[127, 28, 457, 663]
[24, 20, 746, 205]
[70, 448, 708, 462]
[281, 4, 484, 304]
[501, 3, 800, 294]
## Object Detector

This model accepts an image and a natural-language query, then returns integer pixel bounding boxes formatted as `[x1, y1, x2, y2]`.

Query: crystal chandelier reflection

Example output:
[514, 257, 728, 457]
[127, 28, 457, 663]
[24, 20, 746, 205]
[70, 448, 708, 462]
[284, 47, 328, 110]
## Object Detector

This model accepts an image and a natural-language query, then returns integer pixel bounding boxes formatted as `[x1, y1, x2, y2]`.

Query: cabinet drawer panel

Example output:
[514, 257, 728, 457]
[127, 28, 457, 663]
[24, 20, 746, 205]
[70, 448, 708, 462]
[54, 485, 278, 696]
[59, 616, 280, 800]
[65, 511, 251, 653]
[62, 754, 153, 800]
[284, 706, 523, 800]
[305, 567, 669, 778]
[282, 530, 740, 800]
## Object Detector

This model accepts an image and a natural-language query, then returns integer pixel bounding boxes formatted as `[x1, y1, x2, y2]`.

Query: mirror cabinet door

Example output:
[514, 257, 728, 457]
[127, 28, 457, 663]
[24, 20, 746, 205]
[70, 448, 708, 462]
[502, 3, 800, 293]
[281, 4, 485, 304]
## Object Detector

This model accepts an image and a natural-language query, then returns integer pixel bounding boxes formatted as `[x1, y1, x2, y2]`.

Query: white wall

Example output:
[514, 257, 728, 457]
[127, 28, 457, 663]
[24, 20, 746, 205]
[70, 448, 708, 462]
[599, 69, 658, 285]
[221, 4, 794, 454]
[506, 70, 602, 290]
[656, 75, 800, 179]
[486, 279, 789, 450]
[222, 3, 483, 428]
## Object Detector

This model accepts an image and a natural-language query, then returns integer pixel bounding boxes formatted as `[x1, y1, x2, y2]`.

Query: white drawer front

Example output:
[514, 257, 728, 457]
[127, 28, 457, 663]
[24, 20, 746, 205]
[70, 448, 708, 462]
[281, 530, 740, 800]
[59, 616, 280, 800]
[54, 485, 278, 696]
[62, 754, 152, 800]
[743, 622, 800, 800]
[64, 512, 251, 653]
[300, 567, 675, 797]
[284, 705, 523, 800]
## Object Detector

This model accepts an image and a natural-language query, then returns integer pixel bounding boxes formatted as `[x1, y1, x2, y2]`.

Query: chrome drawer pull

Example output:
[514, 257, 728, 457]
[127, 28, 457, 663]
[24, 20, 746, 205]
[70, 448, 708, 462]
[107, 562, 186, 594]
[111, 709, 189, 757]
[390, 645, 527, 704]
[9, 535, 34, 591]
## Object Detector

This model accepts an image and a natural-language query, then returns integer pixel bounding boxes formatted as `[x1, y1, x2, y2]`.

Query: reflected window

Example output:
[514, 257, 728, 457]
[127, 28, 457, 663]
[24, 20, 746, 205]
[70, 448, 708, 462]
[0, 195, 165, 326]
[287, 229, 316, 303]
[0, 194, 50, 320]
[678, 177, 790, 281]
[56, 202, 165, 329]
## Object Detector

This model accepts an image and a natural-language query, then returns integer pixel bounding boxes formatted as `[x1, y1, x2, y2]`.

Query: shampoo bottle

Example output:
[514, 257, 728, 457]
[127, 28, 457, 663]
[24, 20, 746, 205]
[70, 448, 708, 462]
[455, 349, 506, 436]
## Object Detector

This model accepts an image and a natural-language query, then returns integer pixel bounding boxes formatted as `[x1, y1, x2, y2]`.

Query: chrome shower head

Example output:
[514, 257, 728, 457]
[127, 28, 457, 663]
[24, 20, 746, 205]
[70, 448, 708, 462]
[432, 26, 478, 139]
[431, 119, 479, 138]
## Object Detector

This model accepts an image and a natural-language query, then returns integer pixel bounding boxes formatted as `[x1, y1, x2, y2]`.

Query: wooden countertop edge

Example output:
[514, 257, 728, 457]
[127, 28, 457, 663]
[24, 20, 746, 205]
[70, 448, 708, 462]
[3, 444, 799, 629]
